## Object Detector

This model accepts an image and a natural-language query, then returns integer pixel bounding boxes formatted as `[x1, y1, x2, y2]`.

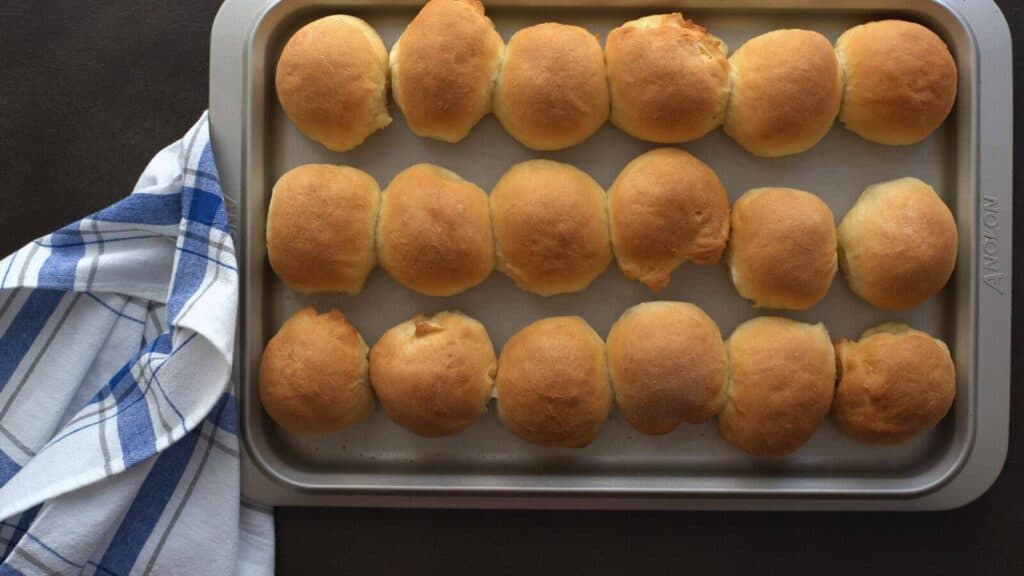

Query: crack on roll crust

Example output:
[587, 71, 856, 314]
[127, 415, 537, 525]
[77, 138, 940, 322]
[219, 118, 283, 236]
[413, 318, 446, 336]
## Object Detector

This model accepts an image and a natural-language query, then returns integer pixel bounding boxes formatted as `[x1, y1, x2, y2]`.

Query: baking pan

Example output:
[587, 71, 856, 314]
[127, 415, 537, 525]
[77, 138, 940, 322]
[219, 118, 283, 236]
[208, 0, 1012, 509]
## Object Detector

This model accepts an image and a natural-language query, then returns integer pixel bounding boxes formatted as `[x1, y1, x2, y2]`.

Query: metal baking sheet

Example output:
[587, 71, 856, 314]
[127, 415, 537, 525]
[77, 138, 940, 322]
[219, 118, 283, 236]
[208, 0, 1012, 509]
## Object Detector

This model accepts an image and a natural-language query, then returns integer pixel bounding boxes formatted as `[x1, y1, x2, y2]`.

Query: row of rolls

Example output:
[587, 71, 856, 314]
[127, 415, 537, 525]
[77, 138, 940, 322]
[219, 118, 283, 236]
[259, 304, 956, 455]
[275, 1, 958, 155]
[268, 148, 958, 311]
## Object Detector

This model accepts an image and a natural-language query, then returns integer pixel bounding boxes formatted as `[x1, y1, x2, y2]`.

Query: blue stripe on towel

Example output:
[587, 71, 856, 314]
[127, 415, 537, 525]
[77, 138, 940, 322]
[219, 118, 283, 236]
[0, 450, 21, 488]
[37, 223, 85, 290]
[115, 373, 157, 468]
[206, 394, 237, 436]
[90, 193, 182, 226]
[98, 427, 201, 574]
[165, 223, 212, 323]
[185, 187, 228, 232]
[0, 291, 65, 394]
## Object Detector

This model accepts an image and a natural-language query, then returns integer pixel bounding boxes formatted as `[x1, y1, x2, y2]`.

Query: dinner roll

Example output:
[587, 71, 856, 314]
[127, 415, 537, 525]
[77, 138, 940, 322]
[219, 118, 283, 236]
[491, 160, 612, 295]
[838, 177, 957, 310]
[275, 15, 391, 151]
[728, 187, 837, 310]
[719, 316, 835, 456]
[377, 164, 494, 296]
[267, 164, 379, 294]
[608, 148, 730, 291]
[605, 13, 730, 143]
[390, 0, 504, 142]
[833, 323, 956, 444]
[259, 308, 374, 436]
[724, 29, 842, 157]
[496, 316, 611, 448]
[835, 20, 957, 145]
[607, 302, 726, 435]
[493, 23, 609, 150]
[369, 311, 496, 437]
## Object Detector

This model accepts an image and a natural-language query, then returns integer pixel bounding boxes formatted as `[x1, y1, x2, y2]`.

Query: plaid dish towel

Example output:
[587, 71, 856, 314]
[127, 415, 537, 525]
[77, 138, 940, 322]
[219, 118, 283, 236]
[0, 113, 273, 575]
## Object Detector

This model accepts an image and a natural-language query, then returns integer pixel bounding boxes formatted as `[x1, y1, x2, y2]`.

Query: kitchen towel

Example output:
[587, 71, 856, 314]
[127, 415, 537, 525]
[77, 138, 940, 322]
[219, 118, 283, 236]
[0, 113, 273, 575]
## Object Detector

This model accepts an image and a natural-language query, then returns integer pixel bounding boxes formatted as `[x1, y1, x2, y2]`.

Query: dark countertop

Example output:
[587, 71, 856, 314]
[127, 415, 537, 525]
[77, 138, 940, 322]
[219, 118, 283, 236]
[0, 2, 1021, 574]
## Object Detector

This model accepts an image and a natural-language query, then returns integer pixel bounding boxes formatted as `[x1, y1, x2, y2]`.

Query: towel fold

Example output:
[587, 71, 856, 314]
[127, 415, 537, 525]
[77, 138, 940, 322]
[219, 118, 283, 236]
[0, 113, 273, 575]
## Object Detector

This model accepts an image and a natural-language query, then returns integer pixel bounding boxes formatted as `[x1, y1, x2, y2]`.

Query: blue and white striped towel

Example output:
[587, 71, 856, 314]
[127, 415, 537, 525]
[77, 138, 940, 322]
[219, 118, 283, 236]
[0, 113, 274, 575]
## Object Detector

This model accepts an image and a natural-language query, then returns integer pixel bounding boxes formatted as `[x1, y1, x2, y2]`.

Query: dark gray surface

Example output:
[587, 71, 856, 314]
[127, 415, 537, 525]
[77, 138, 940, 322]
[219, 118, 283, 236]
[0, 1, 1020, 574]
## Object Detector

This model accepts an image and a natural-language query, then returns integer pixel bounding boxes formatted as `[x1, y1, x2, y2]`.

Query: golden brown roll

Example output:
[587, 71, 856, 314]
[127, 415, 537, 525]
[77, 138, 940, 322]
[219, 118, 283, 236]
[491, 160, 612, 295]
[377, 163, 494, 296]
[266, 164, 379, 295]
[390, 0, 504, 142]
[724, 29, 842, 157]
[728, 187, 837, 310]
[605, 13, 730, 143]
[833, 323, 956, 444]
[719, 316, 835, 456]
[835, 20, 957, 145]
[837, 177, 957, 310]
[496, 316, 612, 448]
[369, 311, 496, 438]
[492, 23, 610, 150]
[608, 148, 730, 291]
[259, 308, 374, 436]
[606, 302, 726, 435]
[275, 15, 391, 152]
